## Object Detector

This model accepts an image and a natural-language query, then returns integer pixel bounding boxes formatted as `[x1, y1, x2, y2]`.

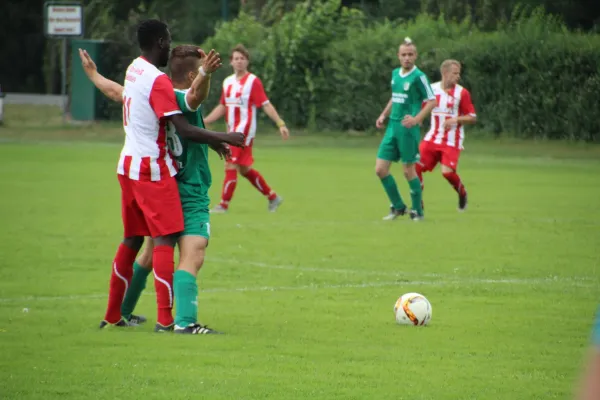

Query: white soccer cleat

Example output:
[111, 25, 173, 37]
[268, 196, 284, 212]
[210, 205, 228, 214]
[382, 206, 407, 221]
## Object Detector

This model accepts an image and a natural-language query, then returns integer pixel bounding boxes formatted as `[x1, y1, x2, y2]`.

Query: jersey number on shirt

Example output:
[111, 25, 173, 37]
[166, 123, 183, 157]
[122, 96, 132, 126]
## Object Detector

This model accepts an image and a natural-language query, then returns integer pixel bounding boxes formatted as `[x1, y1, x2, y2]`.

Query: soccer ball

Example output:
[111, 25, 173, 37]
[394, 292, 432, 326]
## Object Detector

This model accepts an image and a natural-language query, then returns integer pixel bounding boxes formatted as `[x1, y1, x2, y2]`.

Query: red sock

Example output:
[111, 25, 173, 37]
[104, 243, 138, 324]
[220, 169, 237, 208]
[243, 168, 277, 200]
[443, 171, 467, 196]
[415, 163, 425, 191]
[152, 245, 175, 327]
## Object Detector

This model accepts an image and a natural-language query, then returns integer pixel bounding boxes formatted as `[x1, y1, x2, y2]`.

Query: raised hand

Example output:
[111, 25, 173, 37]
[78, 49, 97, 77]
[199, 49, 222, 75]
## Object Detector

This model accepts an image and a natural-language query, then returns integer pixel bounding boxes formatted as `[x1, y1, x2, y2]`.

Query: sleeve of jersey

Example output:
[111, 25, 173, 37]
[251, 78, 270, 108]
[418, 75, 436, 102]
[459, 89, 477, 117]
[149, 74, 182, 119]
[219, 88, 226, 106]
[176, 90, 198, 113]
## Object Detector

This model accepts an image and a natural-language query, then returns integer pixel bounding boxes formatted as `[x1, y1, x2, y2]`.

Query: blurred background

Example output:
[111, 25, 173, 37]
[1, 0, 599, 140]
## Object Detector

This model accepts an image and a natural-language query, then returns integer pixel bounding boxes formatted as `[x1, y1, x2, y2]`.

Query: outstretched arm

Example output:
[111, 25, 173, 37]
[168, 114, 244, 148]
[78, 49, 123, 103]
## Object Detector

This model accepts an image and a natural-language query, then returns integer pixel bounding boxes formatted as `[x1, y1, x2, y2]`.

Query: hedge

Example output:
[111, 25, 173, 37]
[198, 2, 600, 141]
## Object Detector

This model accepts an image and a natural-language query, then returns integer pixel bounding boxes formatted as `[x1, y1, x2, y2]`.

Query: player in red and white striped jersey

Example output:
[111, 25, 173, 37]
[417, 59, 477, 212]
[97, 20, 244, 330]
[204, 44, 290, 213]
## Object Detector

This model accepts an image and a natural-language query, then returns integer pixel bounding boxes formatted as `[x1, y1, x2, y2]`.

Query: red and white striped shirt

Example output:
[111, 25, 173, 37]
[117, 57, 181, 181]
[219, 73, 270, 146]
[423, 82, 476, 149]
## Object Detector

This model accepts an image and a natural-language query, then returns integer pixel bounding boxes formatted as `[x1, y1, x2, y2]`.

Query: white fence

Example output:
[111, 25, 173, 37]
[4, 93, 67, 107]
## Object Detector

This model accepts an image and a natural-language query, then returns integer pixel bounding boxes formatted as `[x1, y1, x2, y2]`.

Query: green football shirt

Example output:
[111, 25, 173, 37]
[166, 89, 212, 195]
[389, 66, 435, 121]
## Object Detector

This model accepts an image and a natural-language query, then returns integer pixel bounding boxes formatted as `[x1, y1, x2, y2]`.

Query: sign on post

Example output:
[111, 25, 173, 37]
[44, 2, 83, 122]
[44, 2, 83, 37]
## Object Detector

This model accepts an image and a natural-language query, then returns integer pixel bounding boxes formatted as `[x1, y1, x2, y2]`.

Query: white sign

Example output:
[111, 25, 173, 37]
[46, 4, 83, 36]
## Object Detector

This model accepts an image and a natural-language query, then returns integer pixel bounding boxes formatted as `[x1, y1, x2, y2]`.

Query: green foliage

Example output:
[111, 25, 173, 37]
[321, 14, 474, 130]
[259, 0, 365, 128]
[198, 12, 269, 113]
[200, 2, 600, 140]
[433, 10, 600, 140]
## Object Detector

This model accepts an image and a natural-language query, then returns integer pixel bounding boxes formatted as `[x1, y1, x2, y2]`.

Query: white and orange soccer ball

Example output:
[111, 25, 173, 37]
[394, 292, 432, 326]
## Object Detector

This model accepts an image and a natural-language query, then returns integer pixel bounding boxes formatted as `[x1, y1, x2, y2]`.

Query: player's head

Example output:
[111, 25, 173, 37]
[137, 19, 171, 67]
[230, 44, 250, 73]
[440, 59, 461, 86]
[398, 37, 417, 70]
[169, 45, 203, 87]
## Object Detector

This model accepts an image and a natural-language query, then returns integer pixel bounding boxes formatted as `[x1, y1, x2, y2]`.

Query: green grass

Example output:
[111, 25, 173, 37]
[0, 105, 599, 399]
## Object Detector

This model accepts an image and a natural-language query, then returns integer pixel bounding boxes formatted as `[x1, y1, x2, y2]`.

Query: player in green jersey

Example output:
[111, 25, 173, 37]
[79, 45, 230, 334]
[375, 37, 437, 221]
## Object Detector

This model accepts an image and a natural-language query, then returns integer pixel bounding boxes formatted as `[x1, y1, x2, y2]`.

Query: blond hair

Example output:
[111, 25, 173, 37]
[440, 59, 461, 73]
[400, 36, 416, 48]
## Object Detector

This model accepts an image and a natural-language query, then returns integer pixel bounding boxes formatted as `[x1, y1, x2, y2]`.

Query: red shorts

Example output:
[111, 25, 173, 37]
[118, 174, 184, 238]
[419, 141, 462, 172]
[228, 142, 254, 166]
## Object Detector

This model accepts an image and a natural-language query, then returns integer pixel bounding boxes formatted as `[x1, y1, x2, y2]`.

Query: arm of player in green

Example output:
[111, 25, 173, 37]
[415, 73, 437, 123]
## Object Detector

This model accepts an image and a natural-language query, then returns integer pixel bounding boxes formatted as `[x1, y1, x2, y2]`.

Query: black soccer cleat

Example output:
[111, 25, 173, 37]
[409, 209, 424, 221]
[99, 317, 137, 329]
[382, 205, 407, 221]
[174, 323, 223, 335]
[458, 192, 468, 212]
[126, 314, 147, 325]
[154, 323, 174, 333]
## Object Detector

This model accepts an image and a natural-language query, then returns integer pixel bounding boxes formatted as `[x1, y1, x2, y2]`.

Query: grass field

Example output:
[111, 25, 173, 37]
[1, 105, 599, 399]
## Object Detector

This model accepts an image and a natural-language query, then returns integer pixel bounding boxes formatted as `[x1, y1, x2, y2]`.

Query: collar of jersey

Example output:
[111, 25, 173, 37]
[399, 66, 416, 78]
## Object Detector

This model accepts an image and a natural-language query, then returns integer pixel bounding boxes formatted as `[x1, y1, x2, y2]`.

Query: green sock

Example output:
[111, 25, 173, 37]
[408, 177, 424, 216]
[380, 175, 406, 210]
[121, 262, 151, 318]
[174, 270, 198, 327]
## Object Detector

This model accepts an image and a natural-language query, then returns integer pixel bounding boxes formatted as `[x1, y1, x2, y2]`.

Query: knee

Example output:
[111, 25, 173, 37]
[375, 166, 388, 179]
[153, 234, 177, 248]
[123, 236, 144, 251]
[238, 165, 251, 176]
[415, 163, 424, 174]
[441, 165, 454, 176]
[137, 242, 153, 269]
[179, 249, 206, 274]
[403, 164, 417, 180]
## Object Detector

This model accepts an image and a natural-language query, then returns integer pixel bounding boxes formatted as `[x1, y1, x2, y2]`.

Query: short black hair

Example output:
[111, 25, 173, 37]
[137, 19, 168, 52]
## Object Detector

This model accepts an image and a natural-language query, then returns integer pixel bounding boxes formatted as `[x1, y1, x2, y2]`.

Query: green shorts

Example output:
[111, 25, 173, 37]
[376, 119, 421, 164]
[178, 181, 210, 239]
